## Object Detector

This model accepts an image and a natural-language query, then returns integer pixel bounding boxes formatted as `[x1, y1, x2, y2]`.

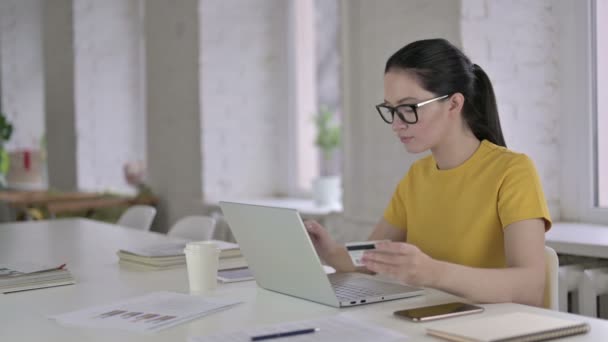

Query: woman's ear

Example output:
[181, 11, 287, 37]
[447, 93, 465, 118]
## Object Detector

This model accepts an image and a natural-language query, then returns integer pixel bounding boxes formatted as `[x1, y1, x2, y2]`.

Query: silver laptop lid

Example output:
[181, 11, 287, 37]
[219, 201, 339, 307]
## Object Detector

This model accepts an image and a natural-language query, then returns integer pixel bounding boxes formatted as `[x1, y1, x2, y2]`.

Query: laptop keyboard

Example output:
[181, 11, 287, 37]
[329, 277, 387, 301]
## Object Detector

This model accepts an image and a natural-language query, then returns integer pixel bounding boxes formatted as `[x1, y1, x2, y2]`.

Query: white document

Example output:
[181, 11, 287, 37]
[51, 291, 241, 333]
[189, 315, 407, 342]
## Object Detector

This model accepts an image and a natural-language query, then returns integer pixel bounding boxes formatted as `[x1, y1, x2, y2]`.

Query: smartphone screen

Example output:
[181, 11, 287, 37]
[393, 302, 484, 322]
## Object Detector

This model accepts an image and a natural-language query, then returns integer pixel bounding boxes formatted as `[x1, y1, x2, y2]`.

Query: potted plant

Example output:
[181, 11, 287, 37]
[0, 112, 13, 188]
[312, 106, 341, 207]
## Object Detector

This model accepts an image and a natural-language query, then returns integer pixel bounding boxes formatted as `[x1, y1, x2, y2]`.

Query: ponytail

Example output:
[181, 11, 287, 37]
[385, 39, 507, 147]
[466, 64, 506, 147]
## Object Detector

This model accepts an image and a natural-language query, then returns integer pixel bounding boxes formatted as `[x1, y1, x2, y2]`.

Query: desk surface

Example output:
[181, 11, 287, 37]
[2, 219, 607, 341]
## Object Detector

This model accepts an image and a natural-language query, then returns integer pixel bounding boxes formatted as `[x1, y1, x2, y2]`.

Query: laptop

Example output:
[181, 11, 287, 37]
[219, 201, 424, 307]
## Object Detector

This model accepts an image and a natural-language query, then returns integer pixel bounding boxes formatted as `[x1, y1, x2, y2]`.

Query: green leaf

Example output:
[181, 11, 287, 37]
[313, 106, 341, 153]
[0, 149, 10, 174]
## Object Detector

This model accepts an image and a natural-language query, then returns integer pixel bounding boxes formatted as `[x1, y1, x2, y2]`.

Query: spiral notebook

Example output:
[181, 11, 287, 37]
[426, 312, 589, 342]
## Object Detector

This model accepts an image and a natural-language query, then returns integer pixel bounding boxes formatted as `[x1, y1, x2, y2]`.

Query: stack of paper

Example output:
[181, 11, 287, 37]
[51, 291, 241, 333]
[117, 240, 247, 270]
[0, 262, 75, 294]
[189, 315, 407, 341]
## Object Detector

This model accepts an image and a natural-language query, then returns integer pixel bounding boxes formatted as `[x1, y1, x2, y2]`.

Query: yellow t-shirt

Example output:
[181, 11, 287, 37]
[383, 140, 552, 269]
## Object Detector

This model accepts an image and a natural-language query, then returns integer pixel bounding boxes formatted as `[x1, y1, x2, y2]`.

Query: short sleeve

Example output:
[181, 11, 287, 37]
[383, 176, 408, 231]
[498, 154, 552, 231]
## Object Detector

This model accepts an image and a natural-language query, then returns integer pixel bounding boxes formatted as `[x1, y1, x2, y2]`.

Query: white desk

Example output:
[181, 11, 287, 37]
[2, 219, 608, 341]
[546, 222, 608, 259]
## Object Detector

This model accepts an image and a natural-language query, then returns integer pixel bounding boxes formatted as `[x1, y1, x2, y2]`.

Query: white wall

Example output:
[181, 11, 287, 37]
[333, 0, 563, 241]
[73, 0, 145, 193]
[0, 0, 573, 230]
[2, 0, 145, 193]
[0, 0, 44, 150]
[200, 0, 288, 202]
[315, 0, 341, 112]
[461, 0, 561, 219]
[334, 0, 462, 242]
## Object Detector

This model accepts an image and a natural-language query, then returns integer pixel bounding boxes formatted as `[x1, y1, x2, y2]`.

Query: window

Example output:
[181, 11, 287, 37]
[561, 0, 608, 223]
[596, 0, 608, 207]
[287, 0, 342, 196]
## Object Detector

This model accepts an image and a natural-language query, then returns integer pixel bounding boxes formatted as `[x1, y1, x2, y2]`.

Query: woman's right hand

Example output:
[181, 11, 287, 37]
[303, 220, 340, 262]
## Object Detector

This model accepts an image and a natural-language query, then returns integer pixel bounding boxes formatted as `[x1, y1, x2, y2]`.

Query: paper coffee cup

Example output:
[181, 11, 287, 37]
[184, 241, 220, 294]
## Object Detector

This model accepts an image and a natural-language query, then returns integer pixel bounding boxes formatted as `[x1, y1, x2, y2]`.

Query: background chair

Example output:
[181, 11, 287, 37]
[168, 215, 216, 241]
[116, 205, 156, 231]
[544, 246, 559, 310]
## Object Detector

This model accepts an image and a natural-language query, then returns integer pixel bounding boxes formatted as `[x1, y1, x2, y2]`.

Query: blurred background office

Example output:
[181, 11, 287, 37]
[0, 0, 606, 242]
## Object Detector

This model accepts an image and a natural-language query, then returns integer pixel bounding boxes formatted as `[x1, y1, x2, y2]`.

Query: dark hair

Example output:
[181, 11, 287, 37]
[385, 38, 506, 147]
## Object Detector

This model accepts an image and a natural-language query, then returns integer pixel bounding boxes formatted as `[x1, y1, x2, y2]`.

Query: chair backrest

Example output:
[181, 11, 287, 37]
[168, 215, 216, 241]
[116, 205, 157, 231]
[544, 245, 559, 310]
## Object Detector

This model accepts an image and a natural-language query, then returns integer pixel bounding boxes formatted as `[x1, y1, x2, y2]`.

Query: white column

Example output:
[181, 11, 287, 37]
[145, 0, 203, 231]
[43, 0, 78, 191]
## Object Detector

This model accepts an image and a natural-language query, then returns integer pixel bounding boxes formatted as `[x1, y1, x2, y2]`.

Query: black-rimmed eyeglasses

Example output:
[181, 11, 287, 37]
[375, 94, 450, 124]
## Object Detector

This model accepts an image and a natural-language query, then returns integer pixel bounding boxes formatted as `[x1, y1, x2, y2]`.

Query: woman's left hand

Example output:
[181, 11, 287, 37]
[361, 241, 440, 287]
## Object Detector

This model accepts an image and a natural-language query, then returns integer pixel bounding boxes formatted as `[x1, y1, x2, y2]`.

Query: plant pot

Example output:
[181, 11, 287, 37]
[312, 176, 341, 207]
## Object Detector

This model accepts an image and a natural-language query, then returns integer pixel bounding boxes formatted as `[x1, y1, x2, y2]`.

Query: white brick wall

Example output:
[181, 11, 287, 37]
[337, 0, 462, 241]
[333, 0, 563, 241]
[0, 0, 567, 229]
[73, 0, 145, 193]
[200, 0, 288, 202]
[0, 0, 44, 150]
[461, 0, 561, 218]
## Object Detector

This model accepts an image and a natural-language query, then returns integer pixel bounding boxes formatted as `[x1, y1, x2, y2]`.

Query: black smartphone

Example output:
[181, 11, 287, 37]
[393, 302, 484, 322]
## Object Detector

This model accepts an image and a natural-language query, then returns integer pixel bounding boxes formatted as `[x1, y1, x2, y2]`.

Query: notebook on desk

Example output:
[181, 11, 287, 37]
[0, 263, 75, 294]
[426, 312, 590, 342]
[116, 240, 244, 270]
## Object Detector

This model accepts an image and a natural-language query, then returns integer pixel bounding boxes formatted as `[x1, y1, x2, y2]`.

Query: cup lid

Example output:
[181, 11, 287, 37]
[184, 241, 219, 251]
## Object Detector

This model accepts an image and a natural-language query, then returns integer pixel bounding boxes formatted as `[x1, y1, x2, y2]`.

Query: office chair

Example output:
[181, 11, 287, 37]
[544, 246, 559, 310]
[116, 205, 157, 231]
[168, 215, 216, 241]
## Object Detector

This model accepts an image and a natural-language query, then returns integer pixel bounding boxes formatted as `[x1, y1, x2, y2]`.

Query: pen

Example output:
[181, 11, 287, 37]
[250, 327, 320, 341]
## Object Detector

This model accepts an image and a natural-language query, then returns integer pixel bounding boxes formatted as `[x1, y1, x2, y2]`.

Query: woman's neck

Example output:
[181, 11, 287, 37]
[431, 133, 481, 170]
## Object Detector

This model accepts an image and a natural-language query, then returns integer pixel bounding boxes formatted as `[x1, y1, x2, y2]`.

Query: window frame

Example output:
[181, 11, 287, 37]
[285, 0, 319, 197]
[560, 0, 608, 224]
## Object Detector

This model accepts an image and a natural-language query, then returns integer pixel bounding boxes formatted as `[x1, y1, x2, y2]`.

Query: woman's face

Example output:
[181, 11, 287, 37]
[383, 69, 452, 153]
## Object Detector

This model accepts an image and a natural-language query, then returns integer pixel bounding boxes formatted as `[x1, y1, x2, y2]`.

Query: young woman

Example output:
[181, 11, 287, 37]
[306, 39, 551, 307]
